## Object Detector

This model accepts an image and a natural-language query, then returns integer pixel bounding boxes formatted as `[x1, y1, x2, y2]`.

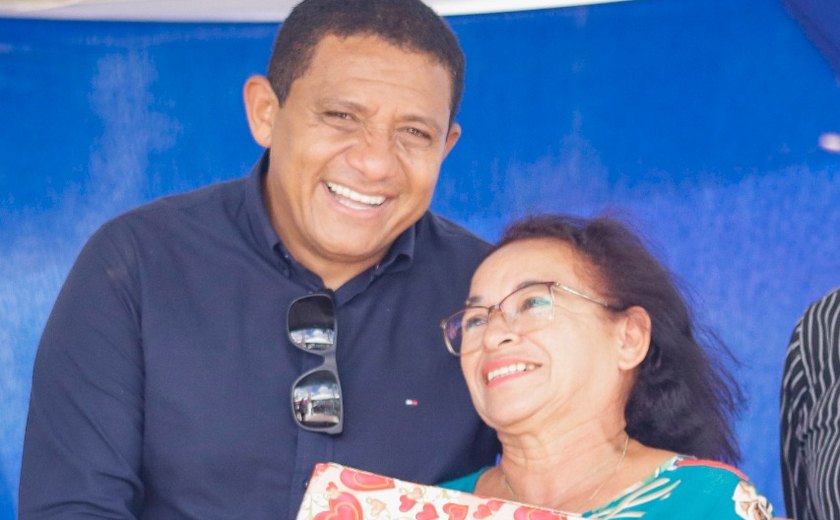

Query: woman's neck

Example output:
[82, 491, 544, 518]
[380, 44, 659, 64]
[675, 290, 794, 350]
[495, 422, 631, 512]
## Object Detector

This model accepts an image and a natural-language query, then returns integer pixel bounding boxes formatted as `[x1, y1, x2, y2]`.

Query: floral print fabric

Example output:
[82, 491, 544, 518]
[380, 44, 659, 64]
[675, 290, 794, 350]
[441, 455, 773, 519]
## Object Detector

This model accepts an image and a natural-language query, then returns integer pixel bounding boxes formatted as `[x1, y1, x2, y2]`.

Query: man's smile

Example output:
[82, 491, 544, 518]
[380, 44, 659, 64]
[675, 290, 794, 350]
[326, 181, 386, 208]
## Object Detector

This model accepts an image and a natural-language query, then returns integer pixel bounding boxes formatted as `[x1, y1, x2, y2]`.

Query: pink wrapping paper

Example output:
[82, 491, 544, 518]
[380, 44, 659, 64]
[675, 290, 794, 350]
[296, 462, 576, 519]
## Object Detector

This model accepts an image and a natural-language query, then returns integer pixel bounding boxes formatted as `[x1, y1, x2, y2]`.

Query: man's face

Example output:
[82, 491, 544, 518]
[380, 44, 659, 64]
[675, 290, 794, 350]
[262, 34, 460, 283]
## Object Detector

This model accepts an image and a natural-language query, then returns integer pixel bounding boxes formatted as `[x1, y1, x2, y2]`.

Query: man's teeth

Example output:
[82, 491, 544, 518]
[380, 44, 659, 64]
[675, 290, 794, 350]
[486, 363, 537, 383]
[326, 182, 385, 207]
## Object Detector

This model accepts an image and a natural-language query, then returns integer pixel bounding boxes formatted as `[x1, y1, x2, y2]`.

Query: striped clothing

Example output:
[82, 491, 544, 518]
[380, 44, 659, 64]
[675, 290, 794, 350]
[780, 288, 840, 520]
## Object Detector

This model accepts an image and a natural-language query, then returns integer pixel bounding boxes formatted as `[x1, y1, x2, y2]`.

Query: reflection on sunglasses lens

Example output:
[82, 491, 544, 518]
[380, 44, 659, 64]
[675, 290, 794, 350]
[289, 327, 335, 351]
[292, 369, 341, 428]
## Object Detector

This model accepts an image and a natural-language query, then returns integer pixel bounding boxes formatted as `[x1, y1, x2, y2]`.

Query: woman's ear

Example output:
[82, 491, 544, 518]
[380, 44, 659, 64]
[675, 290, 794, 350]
[243, 75, 278, 148]
[616, 306, 651, 371]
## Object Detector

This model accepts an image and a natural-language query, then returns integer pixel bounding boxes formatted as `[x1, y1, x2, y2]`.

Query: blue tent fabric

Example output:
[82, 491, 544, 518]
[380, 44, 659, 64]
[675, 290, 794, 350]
[785, 0, 840, 79]
[2, 1, 840, 517]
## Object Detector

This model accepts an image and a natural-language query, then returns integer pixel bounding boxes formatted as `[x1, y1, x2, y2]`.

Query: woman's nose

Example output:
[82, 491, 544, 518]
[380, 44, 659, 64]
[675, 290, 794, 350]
[481, 309, 518, 350]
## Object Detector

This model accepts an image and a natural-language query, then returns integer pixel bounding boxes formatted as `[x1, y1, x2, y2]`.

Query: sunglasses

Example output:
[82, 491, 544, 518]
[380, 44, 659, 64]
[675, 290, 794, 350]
[287, 292, 342, 434]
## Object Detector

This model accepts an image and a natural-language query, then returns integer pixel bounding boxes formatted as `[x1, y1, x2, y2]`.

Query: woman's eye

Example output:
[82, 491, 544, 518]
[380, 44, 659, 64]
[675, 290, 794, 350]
[521, 296, 552, 313]
[463, 314, 488, 332]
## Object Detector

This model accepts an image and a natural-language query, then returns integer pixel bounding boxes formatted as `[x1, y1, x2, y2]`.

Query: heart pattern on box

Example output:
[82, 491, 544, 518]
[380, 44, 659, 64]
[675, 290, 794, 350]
[298, 464, 577, 520]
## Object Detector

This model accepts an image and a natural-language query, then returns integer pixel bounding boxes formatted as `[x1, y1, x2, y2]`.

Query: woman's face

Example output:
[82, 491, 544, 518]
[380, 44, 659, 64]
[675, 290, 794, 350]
[460, 238, 629, 434]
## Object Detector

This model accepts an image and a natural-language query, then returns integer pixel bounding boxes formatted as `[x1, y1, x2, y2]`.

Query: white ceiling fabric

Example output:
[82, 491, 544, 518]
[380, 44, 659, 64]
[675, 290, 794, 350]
[0, 0, 629, 22]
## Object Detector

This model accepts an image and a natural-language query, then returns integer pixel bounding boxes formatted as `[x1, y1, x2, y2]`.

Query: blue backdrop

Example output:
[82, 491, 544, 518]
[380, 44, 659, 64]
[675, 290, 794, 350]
[2, 0, 840, 516]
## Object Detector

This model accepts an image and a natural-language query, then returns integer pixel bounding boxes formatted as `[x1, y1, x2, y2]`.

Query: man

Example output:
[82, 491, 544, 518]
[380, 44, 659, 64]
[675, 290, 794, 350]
[19, 0, 499, 517]
[780, 287, 840, 520]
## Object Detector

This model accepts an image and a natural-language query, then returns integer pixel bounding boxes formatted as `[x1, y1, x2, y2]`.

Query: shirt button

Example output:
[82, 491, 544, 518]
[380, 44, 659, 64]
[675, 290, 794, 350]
[303, 480, 309, 489]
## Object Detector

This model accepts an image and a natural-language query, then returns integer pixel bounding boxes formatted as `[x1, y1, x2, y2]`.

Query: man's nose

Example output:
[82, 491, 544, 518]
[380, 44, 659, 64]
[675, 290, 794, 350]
[345, 127, 398, 181]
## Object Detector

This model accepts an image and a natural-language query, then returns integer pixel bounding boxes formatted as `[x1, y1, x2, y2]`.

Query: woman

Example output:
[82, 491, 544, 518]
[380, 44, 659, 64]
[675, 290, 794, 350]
[439, 214, 773, 518]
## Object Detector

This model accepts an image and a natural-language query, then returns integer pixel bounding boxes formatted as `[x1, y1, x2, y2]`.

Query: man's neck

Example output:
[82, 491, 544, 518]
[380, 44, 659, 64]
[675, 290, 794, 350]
[315, 257, 381, 290]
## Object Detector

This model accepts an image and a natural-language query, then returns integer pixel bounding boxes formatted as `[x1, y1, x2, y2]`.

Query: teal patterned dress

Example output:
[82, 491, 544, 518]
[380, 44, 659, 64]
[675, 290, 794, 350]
[440, 455, 773, 519]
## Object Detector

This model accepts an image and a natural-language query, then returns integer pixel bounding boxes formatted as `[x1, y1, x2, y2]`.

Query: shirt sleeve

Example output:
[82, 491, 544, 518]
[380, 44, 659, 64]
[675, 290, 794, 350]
[679, 464, 774, 519]
[780, 313, 810, 519]
[19, 222, 146, 518]
[603, 459, 774, 519]
[779, 289, 840, 520]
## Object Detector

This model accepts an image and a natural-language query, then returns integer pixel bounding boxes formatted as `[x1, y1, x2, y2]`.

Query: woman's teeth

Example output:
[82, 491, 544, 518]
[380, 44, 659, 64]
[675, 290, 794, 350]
[486, 363, 537, 383]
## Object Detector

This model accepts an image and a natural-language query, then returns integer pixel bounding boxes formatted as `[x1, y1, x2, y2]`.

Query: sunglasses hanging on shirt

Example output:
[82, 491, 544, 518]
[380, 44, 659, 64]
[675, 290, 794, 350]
[287, 292, 343, 434]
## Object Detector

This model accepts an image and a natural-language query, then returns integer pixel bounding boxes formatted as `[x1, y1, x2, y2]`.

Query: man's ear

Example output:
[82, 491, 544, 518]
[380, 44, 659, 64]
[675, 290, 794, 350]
[442, 122, 461, 159]
[617, 306, 652, 371]
[243, 75, 278, 148]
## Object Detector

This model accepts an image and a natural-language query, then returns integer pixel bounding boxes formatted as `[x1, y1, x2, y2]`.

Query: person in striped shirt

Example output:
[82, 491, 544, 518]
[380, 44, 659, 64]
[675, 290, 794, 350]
[780, 287, 840, 520]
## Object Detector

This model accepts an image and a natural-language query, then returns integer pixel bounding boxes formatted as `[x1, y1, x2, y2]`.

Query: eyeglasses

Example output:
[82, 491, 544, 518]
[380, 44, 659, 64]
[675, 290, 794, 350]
[288, 292, 342, 434]
[440, 281, 614, 356]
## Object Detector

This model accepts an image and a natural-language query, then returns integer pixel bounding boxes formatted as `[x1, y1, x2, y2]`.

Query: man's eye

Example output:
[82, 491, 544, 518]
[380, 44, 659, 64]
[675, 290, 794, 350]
[325, 111, 353, 121]
[398, 126, 433, 146]
[405, 127, 431, 139]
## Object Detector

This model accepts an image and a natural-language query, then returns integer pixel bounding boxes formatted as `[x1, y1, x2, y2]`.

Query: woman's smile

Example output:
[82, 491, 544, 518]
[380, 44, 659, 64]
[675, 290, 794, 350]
[482, 357, 541, 386]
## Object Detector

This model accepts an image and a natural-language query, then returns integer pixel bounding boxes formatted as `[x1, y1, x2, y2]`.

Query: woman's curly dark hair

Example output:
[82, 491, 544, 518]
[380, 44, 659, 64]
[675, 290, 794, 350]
[495, 214, 743, 464]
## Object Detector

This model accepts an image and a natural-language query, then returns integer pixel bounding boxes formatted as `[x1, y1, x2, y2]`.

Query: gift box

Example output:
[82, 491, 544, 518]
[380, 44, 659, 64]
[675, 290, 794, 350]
[296, 462, 575, 519]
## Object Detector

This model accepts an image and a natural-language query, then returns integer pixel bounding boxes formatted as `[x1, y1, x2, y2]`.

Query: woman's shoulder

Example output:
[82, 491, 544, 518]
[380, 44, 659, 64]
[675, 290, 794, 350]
[661, 454, 764, 493]
[659, 454, 746, 478]
[593, 454, 773, 519]
[438, 466, 492, 492]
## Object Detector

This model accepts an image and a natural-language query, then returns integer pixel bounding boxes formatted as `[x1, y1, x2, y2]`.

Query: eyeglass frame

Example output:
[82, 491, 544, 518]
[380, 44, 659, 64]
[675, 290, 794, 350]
[287, 291, 343, 435]
[440, 281, 618, 356]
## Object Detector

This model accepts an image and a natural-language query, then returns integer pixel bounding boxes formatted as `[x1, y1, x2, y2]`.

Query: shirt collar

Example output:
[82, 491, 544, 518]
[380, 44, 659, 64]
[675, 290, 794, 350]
[245, 151, 284, 254]
[376, 219, 415, 274]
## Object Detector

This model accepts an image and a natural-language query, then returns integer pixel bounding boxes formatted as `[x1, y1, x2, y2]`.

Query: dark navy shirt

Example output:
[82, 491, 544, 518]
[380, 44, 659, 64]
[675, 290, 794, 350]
[20, 154, 499, 519]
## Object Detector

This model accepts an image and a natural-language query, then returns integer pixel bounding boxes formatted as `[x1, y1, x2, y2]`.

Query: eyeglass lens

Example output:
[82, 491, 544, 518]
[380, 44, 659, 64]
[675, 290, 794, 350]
[446, 283, 555, 354]
[288, 293, 342, 433]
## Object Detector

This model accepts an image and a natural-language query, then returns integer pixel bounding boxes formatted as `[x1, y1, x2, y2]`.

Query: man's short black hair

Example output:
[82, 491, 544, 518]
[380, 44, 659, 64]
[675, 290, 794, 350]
[267, 0, 465, 123]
